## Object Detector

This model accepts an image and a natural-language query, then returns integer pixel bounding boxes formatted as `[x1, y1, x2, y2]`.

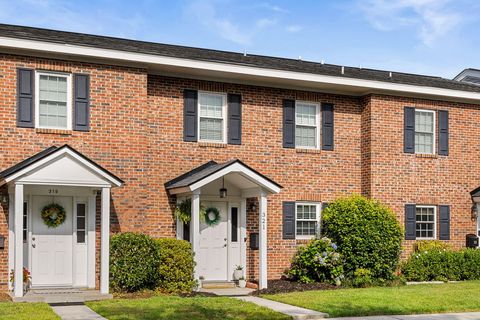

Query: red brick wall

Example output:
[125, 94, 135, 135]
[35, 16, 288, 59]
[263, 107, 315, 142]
[0, 53, 478, 289]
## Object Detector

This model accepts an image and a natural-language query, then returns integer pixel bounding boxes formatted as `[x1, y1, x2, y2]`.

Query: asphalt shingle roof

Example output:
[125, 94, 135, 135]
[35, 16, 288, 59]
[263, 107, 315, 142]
[1, 24, 480, 94]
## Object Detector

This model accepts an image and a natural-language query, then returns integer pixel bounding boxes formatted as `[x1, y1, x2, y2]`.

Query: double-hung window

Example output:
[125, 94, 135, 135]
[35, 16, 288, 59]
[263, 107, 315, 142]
[295, 102, 320, 149]
[36, 72, 72, 130]
[415, 109, 435, 154]
[296, 203, 320, 239]
[416, 205, 436, 239]
[198, 92, 227, 143]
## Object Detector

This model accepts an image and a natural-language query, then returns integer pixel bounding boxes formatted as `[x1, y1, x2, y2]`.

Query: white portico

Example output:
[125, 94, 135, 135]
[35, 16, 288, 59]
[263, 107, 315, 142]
[166, 160, 282, 289]
[0, 145, 123, 297]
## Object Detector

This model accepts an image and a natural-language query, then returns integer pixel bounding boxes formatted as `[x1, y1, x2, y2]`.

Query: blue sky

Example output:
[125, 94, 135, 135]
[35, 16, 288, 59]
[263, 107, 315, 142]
[0, 0, 479, 78]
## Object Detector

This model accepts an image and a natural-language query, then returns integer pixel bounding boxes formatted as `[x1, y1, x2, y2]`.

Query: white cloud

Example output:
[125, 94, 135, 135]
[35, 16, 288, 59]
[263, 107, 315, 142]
[286, 25, 303, 33]
[358, 0, 465, 46]
[0, 0, 145, 39]
[186, 0, 252, 45]
[256, 18, 276, 28]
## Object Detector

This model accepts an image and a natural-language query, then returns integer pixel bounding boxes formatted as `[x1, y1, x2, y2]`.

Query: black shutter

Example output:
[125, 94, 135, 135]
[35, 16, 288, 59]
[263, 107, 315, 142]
[183, 89, 198, 142]
[404, 107, 415, 153]
[73, 74, 90, 131]
[321, 103, 334, 150]
[283, 201, 295, 239]
[283, 99, 295, 148]
[405, 204, 416, 240]
[439, 205, 450, 240]
[227, 94, 242, 145]
[17, 68, 34, 128]
[438, 110, 449, 156]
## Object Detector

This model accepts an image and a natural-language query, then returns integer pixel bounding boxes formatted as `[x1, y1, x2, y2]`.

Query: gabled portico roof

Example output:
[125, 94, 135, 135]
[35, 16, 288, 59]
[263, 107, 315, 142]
[165, 159, 282, 195]
[0, 144, 124, 187]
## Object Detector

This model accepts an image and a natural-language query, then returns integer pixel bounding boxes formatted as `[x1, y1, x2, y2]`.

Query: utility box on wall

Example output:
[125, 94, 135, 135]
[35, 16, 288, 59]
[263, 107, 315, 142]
[250, 233, 259, 250]
[466, 234, 479, 248]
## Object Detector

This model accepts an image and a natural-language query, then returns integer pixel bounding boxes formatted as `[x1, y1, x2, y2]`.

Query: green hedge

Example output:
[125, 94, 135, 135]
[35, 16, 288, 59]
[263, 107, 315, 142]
[401, 248, 480, 281]
[322, 195, 403, 280]
[110, 232, 160, 292]
[156, 238, 196, 293]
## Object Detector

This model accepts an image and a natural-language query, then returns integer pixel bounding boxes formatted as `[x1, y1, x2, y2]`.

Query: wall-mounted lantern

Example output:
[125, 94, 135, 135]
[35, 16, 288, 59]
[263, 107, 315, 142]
[0, 235, 5, 249]
[0, 195, 8, 206]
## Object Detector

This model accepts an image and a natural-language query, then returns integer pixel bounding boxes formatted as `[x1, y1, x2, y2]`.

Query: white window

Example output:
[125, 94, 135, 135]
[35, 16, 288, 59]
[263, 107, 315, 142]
[416, 206, 436, 239]
[35, 71, 72, 130]
[295, 101, 320, 149]
[296, 203, 321, 239]
[198, 92, 227, 143]
[415, 109, 435, 154]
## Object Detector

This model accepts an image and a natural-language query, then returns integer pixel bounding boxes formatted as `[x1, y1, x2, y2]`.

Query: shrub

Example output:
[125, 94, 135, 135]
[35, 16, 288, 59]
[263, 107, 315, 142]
[288, 237, 344, 285]
[156, 238, 196, 293]
[401, 248, 480, 282]
[322, 195, 403, 280]
[110, 232, 160, 292]
[415, 240, 451, 252]
[352, 268, 374, 288]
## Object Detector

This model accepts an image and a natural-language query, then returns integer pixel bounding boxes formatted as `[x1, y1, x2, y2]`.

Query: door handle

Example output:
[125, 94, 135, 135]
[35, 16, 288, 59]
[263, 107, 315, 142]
[223, 244, 227, 247]
[32, 243, 36, 248]
[32, 237, 35, 241]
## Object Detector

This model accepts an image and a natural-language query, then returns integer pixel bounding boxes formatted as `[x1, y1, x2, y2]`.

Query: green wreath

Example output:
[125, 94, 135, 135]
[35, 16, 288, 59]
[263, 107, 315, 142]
[41, 203, 66, 228]
[203, 207, 221, 226]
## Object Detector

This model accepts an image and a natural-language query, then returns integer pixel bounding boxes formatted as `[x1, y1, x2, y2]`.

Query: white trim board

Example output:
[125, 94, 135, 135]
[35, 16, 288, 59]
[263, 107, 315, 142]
[1, 37, 480, 104]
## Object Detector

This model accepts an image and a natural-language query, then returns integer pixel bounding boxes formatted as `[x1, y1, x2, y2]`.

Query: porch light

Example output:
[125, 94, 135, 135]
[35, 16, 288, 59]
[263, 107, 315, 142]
[472, 204, 479, 220]
[219, 177, 227, 198]
[0, 195, 8, 206]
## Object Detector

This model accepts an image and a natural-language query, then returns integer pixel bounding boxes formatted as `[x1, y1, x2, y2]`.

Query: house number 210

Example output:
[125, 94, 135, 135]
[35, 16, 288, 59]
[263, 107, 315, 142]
[48, 189, 59, 194]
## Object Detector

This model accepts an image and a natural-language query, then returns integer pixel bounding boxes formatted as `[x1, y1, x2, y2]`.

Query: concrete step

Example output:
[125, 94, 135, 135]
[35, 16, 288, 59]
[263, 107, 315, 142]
[11, 289, 112, 303]
[201, 281, 236, 289]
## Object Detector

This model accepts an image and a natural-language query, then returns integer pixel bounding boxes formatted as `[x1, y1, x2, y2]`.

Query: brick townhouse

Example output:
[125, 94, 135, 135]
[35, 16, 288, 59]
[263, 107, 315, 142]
[0, 24, 479, 298]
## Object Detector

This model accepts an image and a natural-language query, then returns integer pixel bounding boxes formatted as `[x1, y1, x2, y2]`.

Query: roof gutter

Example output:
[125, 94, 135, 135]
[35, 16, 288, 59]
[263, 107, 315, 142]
[1, 36, 480, 104]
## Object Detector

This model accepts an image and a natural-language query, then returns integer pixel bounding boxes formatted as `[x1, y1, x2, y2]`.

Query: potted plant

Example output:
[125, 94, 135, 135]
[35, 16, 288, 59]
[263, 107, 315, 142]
[10, 268, 31, 294]
[233, 265, 243, 280]
[238, 276, 246, 288]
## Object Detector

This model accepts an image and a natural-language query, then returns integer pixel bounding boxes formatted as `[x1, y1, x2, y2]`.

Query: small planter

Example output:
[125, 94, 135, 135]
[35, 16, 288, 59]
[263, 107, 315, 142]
[233, 269, 243, 281]
[238, 278, 246, 288]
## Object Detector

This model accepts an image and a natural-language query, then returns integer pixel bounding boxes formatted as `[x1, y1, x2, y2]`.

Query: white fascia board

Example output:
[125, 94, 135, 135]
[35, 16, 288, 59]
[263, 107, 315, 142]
[1, 37, 480, 103]
[2, 147, 123, 187]
[188, 162, 281, 194]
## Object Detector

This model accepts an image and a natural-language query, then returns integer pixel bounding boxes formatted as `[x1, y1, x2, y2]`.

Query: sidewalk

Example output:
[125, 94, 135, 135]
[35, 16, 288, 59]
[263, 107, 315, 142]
[50, 303, 106, 320]
[328, 312, 480, 320]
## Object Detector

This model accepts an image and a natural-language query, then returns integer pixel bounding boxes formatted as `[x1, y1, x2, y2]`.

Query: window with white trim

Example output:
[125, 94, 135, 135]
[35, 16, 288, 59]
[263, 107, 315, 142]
[416, 206, 436, 239]
[76, 203, 86, 244]
[296, 203, 320, 239]
[295, 101, 320, 149]
[198, 92, 227, 143]
[415, 110, 435, 154]
[36, 72, 72, 130]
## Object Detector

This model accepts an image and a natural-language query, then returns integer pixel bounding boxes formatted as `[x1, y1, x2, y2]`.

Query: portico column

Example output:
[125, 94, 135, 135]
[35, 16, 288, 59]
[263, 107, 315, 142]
[258, 191, 268, 289]
[100, 187, 111, 294]
[13, 183, 24, 297]
[190, 190, 200, 280]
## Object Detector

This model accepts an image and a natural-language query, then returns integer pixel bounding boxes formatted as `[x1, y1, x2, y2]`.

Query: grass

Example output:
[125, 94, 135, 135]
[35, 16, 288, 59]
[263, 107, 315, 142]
[263, 280, 480, 318]
[0, 302, 59, 320]
[87, 295, 289, 320]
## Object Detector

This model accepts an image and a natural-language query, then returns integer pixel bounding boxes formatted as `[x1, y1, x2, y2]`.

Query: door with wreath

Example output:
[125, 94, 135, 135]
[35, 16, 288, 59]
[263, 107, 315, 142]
[31, 196, 73, 287]
[197, 202, 228, 281]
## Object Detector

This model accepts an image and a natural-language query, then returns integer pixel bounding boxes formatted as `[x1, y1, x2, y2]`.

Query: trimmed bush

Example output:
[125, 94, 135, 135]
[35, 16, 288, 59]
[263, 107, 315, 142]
[156, 238, 196, 293]
[110, 232, 160, 292]
[322, 195, 403, 280]
[401, 248, 480, 281]
[288, 237, 344, 285]
[415, 240, 451, 252]
[352, 268, 374, 288]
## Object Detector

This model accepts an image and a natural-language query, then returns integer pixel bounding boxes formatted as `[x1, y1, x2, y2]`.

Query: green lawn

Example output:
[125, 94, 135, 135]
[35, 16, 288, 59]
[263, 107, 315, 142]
[263, 281, 480, 318]
[87, 295, 289, 320]
[0, 302, 59, 320]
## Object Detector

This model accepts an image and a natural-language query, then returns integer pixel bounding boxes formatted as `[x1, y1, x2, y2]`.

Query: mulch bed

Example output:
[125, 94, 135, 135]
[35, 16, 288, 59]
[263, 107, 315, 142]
[251, 279, 339, 295]
[0, 292, 12, 302]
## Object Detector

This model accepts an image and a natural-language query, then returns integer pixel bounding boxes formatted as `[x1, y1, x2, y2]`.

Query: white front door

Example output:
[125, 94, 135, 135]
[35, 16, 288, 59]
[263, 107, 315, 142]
[31, 196, 73, 287]
[197, 202, 228, 280]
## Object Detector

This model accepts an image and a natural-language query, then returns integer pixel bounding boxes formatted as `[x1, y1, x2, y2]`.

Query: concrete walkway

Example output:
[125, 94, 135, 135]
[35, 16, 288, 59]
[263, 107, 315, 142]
[199, 287, 255, 296]
[236, 296, 328, 319]
[328, 312, 480, 320]
[50, 303, 106, 320]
